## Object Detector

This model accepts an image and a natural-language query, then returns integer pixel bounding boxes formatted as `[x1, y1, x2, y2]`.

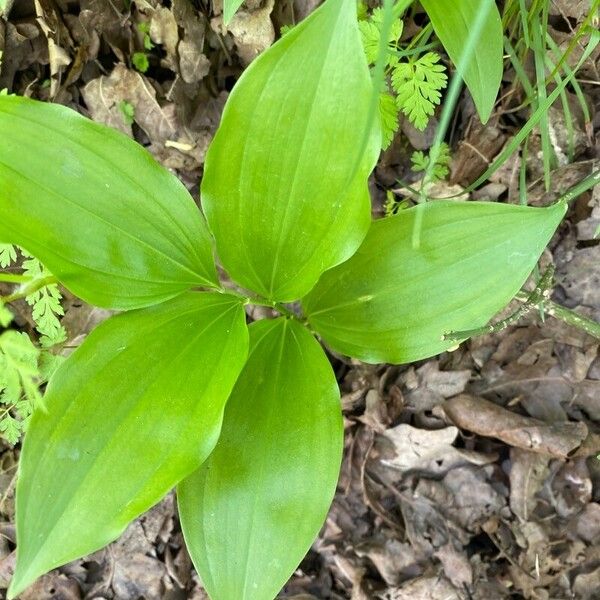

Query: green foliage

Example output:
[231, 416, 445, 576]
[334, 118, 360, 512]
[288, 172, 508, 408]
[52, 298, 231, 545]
[11, 293, 248, 594]
[118, 100, 135, 125]
[132, 51, 149, 73]
[420, 0, 503, 123]
[0, 243, 16, 267]
[358, 3, 447, 140]
[303, 201, 566, 364]
[411, 142, 451, 180]
[0, 0, 573, 598]
[223, 0, 245, 24]
[179, 318, 342, 600]
[201, 0, 380, 301]
[379, 91, 400, 149]
[22, 255, 66, 347]
[0, 329, 41, 445]
[359, 6, 403, 65]
[391, 51, 447, 131]
[0, 95, 217, 310]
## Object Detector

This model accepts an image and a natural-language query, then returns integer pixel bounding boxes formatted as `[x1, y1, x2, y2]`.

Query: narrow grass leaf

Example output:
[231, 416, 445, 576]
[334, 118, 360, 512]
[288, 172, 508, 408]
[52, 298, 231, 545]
[303, 201, 566, 364]
[0, 96, 218, 310]
[9, 293, 248, 599]
[178, 318, 343, 600]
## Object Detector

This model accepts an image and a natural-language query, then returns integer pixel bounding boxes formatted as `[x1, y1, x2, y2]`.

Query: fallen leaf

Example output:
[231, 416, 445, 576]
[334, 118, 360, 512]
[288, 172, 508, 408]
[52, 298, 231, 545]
[378, 575, 461, 600]
[212, 0, 275, 66]
[509, 448, 550, 521]
[443, 395, 588, 458]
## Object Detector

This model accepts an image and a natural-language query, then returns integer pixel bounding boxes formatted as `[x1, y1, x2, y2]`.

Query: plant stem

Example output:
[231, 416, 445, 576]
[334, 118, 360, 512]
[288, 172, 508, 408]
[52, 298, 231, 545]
[514, 291, 600, 340]
[0, 273, 32, 284]
[1, 275, 57, 304]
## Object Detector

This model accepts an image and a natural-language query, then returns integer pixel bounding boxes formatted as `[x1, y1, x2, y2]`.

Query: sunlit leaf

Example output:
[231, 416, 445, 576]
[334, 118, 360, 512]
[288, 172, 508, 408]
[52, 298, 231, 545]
[0, 96, 217, 310]
[9, 293, 248, 599]
[201, 0, 380, 302]
[303, 201, 566, 364]
[179, 318, 343, 600]
[421, 0, 503, 123]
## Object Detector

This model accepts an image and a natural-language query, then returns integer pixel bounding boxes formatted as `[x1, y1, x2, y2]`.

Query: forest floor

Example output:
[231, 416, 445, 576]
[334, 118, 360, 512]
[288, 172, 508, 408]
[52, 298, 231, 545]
[0, 0, 599, 599]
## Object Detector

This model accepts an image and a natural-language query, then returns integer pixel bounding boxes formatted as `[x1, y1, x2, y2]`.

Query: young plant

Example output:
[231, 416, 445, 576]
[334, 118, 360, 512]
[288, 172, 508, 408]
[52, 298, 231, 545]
[0, 0, 568, 598]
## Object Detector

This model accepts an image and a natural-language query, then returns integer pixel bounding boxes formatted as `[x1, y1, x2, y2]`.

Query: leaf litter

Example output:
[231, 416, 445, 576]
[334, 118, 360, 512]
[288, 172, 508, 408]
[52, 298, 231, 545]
[0, 0, 599, 598]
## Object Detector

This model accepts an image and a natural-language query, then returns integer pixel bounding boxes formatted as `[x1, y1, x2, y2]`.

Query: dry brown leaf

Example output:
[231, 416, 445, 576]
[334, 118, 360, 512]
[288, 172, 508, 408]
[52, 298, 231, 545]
[378, 424, 494, 478]
[401, 362, 471, 412]
[443, 395, 588, 458]
[212, 0, 275, 66]
[508, 448, 550, 521]
[20, 572, 81, 600]
[378, 576, 462, 600]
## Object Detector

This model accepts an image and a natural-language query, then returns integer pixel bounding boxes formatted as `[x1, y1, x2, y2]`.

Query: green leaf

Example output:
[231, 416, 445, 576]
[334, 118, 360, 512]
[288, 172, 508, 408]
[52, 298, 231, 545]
[379, 91, 400, 150]
[201, 0, 380, 302]
[303, 201, 566, 364]
[9, 292, 249, 599]
[0, 243, 16, 268]
[420, 0, 503, 123]
[223, 0, 245, 24]
[359, 6, 403, 65]
[178, 318, 343, 600]
[411, 142, 451, 181]
[0, 95, 218, 310]
[391, 51, 447, 131]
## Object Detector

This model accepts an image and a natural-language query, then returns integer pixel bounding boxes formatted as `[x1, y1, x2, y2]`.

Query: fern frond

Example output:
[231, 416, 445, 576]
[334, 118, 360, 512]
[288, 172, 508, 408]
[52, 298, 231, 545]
[392, 52, 447, 130]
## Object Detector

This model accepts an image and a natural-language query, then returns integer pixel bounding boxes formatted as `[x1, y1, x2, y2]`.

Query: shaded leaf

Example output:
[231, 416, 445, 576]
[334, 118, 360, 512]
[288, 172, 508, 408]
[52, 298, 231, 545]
[421, 0, 503, 123]
[9, 292, 248, 598]
[303, 200, 566, 364]
[178, 318, 343, 600]
[0, 96, 217, 310]
[201, 0, 380, 301]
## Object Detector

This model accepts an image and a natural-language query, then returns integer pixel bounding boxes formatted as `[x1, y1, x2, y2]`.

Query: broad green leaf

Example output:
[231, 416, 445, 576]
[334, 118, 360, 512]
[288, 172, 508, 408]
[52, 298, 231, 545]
[9, 292, 248, 599]
[201, 0, 380, 302]
[421, 0, 503, 123]
[0, 96, 217, 310]
[223, 0, 244, 24]
[178, 318, 343, 600]
[303, 200, 566, 364]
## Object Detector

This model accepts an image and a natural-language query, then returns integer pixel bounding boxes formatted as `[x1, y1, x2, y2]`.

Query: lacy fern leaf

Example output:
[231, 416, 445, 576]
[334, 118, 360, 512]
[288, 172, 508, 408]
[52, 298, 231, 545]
[391, 52, 447, 130]
[379, 91, 400, 150]
[0, 243, 16, 268]
[0, 330, 42, 444]
[411, 142, 451, 180]
[359, 7, 403, 66]
[22, 256, 66, 347]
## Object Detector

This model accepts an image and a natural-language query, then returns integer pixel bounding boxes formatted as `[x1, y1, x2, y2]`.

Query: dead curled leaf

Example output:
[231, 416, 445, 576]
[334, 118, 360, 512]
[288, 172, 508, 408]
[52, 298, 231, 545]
[508, 448, 550, 521]
[443, 395, 588, 458]
[378, 423, 495, 477]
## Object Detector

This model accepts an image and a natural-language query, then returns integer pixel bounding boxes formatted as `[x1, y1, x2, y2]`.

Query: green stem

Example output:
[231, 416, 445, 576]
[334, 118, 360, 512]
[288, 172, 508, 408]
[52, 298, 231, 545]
[1, 275, 57, 304]
[0, 273, 32, 284]
[220, 288, 304, 321]
[515, 292, 600, 340]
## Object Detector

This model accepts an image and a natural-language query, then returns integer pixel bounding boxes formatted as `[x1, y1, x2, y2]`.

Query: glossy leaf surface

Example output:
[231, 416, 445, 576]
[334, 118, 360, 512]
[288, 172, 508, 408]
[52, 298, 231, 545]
[201, 0, 380, 302]
[0, 96, 217, 310]
[179, 318, 343, 600]
[303, 201, 566, 364]
[421, 0, 503, 123]
[9, 293, 248, 599]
